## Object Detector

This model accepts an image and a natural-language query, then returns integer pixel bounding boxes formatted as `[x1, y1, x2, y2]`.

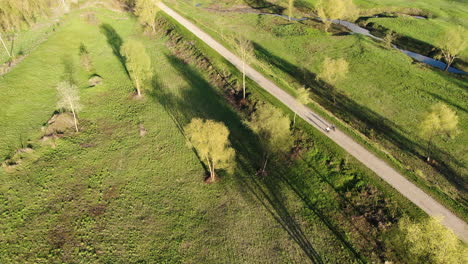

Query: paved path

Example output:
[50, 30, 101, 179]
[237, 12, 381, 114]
[157, 2, 468, 242]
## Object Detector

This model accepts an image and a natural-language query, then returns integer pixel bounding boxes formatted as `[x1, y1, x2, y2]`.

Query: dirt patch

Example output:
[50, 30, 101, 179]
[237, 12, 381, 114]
[42, 113, 76, 138]
[139, 124, 147, 137]
[1, 147, 34, 171]
[0, 55, 26, 76]
[88, 74, 103, 87]
[81, 11, 100, 25]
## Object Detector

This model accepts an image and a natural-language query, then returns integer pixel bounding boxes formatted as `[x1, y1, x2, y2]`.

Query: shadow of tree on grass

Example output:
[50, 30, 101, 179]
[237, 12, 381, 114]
[100, 23, 129, 76]
[253, 41, 468, 196]
[148, 54, 369, 263]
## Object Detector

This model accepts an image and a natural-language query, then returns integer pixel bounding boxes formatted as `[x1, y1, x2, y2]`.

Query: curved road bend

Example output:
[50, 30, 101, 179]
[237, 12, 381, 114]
[157, 2, 468, 242]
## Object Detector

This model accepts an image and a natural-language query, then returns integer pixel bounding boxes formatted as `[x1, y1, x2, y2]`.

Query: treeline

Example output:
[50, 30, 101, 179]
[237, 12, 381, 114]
[0, 0, 54, 32]
[0, 0, 63, 62]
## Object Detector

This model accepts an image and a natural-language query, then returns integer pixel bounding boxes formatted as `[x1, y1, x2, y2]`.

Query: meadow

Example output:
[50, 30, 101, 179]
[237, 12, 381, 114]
[0, 4, 424, 263]
[163, 0, 468, 221]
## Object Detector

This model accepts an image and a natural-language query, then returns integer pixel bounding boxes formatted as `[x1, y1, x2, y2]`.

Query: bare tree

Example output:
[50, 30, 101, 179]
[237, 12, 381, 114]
[234, 35, 254, 99]
[56, 81, 82, 132]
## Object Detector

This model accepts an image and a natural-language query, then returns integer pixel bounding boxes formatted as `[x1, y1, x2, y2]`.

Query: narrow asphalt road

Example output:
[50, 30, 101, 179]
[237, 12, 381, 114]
[157, 2, 468, 242]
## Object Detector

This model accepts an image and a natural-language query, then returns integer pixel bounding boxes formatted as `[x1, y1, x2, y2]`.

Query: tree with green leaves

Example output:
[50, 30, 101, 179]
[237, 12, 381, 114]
[120, 39, 152, 97]
[436, 26, 467, 71]
[288, 0, 295, 21]
[419, 103, 459, 162]
[248, 104, 293, 174]
[317, 57, 349, 104]
[293, 87, 311, 126]
[135, 0, 160, 33]
[383, 30, 396, 49]
[185, 118, 235, 183]
[56, 81, 82, 132]
[234, 35, 254, 99]
[392, 217, 467, 264]
[315, 0, 358, 32]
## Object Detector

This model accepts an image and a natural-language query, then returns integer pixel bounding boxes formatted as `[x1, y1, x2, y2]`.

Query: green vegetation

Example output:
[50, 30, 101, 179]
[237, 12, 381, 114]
[0, 0, 61, 64]
[419, 103, 460, 162]
[184, 118, 235, 182]
[247, 103, 293, 174]
[164, 0, 468, 221]
[294, 86, 312, 125]
[135, 0, 160, 32]
[316, 0, 358, 32]
[0, 2, 430, 262]
[436, 26, 467, 71]
[120, 39, 152, 96]
[389, 217, 468, 263]
[56, 81, 82, 132]
[317, 57, 349, 104]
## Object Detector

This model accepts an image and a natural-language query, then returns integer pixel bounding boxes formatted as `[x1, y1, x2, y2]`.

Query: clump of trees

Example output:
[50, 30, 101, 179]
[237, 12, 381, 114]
[120, 39, 152, 97]
[248, 104, 293, 174]
[436, 26, 467, 71]
[185, 118, 235, 183]
[135, 0, 160, 33]
[390, 217, 467, 264]
[419, 103, 459, 162]
[315, 0, 359, 32]
[317, 57, 349, 104]
[56, 81, 82, 132]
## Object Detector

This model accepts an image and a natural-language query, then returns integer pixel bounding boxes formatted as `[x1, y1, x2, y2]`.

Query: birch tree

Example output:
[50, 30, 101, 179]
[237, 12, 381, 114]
[436, 26, 467, 71]
[234, 35, 254, 99]
[419, 103, 459, 162]
[288, 0, 295, 21]
[316, 0, 358, 32]
[135, 0, 160, 33]
[293, 87, 312, 126]
[185, 118, 235, 183]
[317, 57, 349, 105]
[248, 104, 293, 174]
[56, 81, 82, 132]
[120, 39, 152, 97]
[394, 217, 467, 264]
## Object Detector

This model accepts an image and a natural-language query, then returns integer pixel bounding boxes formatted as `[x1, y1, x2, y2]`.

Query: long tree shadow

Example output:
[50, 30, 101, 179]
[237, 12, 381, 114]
[148, 54, 370, 263]
[253, 41, 468, 194]
[100, 23, 128, 75]
[243, 0, 285, 14]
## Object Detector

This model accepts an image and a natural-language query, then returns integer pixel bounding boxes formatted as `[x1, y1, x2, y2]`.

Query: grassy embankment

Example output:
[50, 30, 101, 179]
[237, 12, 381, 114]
[164, 0, 468, 221]
[0, 11, 63, 68]
[0, 4, 423, 263]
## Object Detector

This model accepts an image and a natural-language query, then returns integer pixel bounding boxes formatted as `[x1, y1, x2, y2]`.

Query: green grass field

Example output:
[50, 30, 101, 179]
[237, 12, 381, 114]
[163, 0, 468, 220]
[0, 5, 424, 263]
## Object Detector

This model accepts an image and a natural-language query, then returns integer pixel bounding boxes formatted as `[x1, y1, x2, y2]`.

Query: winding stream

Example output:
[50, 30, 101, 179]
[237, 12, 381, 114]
[254, 11, 467, 74]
